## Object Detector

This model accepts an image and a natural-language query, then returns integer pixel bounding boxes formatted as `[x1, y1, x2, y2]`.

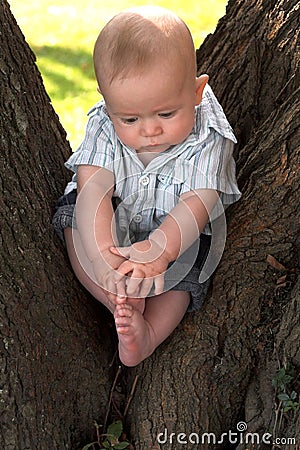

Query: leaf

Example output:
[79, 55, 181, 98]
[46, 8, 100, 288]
[278, 393, 290, 401]
[290, 390, 298, 400]
[107, 421, 123, 439]
[114, 442, 130, 449]
[272, 367, 293, 391]
[283, 405, 292, 412]
[82, 443, 97, 450]
[102, 441, 111, 449]
[274, 367, 285, 381]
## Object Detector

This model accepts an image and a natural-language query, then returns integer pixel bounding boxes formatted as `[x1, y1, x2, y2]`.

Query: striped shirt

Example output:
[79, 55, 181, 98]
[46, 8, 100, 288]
[64, 85, 241, 245]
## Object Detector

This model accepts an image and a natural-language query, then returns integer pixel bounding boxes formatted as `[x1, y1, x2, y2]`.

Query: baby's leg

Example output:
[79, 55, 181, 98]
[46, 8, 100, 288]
[65, 228, 189, 366]
[115, 290, 190, 366]
[64, 228, 115, 313]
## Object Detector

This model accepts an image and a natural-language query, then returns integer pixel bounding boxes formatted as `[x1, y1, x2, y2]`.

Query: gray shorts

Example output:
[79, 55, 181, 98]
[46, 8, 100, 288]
[52, 190, 211, 312]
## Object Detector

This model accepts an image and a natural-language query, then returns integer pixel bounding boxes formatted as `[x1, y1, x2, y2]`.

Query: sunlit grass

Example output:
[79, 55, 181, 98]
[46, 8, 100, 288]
[9, 0, 227, 149]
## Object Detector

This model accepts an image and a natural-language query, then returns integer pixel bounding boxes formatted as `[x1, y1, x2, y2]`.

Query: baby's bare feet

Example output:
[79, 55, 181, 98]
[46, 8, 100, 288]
[114, 303, 153, 366]
[116, 295, 145, 314]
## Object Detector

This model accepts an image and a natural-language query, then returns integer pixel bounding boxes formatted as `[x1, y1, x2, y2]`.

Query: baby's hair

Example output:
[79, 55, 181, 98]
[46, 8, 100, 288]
[94, 6, 196, 89]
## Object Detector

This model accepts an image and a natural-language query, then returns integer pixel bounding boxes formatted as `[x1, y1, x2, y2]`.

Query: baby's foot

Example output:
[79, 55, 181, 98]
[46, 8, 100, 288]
[114, 303, 153, 366]
[115, 295, 145, 314]
[126, 297, 145, 314]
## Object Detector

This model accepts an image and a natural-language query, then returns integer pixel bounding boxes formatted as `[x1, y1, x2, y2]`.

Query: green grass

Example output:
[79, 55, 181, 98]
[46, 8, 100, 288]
[9, 0, 227, 150]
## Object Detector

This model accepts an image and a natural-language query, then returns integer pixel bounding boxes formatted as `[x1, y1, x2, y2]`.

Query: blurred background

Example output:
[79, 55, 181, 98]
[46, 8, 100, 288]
[9, 0, 227, 150]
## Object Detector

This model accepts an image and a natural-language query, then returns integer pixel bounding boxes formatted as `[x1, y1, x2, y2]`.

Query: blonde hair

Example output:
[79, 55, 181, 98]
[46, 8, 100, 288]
[94, 6, 196, 90]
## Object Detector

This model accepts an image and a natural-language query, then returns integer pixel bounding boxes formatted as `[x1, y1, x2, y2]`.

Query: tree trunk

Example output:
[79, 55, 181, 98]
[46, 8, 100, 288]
[0, 1, 115, 448]
[1, 0, 299, 449]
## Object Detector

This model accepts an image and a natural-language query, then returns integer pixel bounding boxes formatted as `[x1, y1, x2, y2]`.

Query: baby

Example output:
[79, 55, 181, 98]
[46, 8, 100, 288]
[52, 6, 241, 366]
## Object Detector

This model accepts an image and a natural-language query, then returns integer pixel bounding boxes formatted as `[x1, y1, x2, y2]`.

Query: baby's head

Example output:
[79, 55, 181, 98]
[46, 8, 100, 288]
[93, 6, 208, 152]
[94, 6, 196, 91]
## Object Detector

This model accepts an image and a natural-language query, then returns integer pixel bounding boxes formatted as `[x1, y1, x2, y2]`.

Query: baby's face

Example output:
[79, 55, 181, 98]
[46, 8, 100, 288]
[102, 65, 198, 153]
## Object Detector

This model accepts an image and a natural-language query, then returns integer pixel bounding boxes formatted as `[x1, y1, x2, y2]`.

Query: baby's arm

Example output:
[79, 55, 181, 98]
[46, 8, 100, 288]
[75, 165, 127, 301]
[152, 188, 219, 258]
[111, 189, 219, 297]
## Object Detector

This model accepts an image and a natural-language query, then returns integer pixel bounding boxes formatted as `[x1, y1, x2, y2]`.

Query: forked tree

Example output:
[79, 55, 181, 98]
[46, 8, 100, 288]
[0, 0, 299, 448]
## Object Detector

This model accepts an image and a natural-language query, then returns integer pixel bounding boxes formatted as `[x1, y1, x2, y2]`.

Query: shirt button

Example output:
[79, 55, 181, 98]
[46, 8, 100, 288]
[133, 214, 142, 223]
[139, 175, 150, 186]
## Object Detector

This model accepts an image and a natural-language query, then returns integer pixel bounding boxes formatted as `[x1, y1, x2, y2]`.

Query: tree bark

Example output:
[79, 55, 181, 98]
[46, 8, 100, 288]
[0, 1, 115, 448]
[1, 0, 299, 449]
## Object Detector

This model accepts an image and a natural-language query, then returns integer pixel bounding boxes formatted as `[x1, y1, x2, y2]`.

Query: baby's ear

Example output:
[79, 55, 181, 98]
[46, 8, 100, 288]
[195, 74, 209, 105]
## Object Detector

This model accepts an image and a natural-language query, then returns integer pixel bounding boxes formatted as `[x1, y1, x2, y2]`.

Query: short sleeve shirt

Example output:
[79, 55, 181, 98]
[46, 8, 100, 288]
[64, 85, 241, 245]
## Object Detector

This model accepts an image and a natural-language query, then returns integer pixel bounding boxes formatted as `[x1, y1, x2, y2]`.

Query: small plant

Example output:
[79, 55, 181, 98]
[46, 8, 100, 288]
[82, 420, 130, 450]
[272, 367, 293, 392]
[277, 391, 298, 413]
[82, 366, 138, 449]
[271, 364, 299, 445]
[272, 365, 299, 412]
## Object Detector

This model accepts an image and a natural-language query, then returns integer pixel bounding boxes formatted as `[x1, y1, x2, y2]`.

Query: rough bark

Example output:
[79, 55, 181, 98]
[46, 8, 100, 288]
[1, 0, 299, 449]
[0, 1, 115, 448]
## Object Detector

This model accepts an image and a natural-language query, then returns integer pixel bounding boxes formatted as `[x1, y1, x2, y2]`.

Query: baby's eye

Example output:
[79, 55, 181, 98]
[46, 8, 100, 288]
[120, 117, 138, 124]
[158, 111, 176, 118]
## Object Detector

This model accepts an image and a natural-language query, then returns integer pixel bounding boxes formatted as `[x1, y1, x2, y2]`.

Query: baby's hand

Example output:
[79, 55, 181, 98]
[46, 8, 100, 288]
[92, 249, 127, 304]
[110, 239, 170, 298]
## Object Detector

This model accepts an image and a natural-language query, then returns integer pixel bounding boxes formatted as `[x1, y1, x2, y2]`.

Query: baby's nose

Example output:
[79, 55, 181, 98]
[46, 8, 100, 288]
[140, 119, 163, 137]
